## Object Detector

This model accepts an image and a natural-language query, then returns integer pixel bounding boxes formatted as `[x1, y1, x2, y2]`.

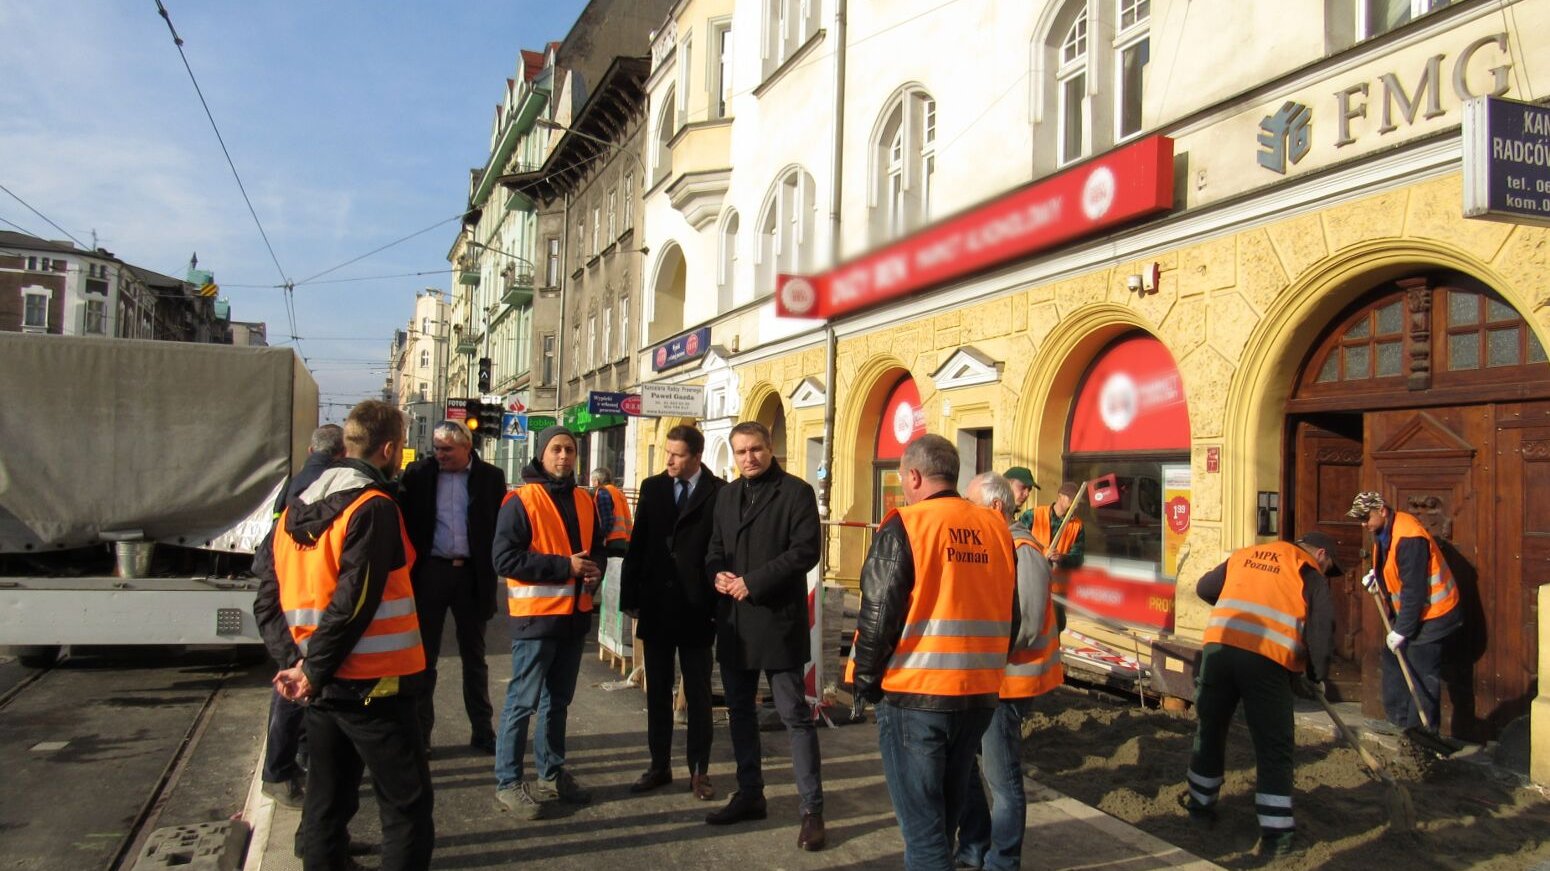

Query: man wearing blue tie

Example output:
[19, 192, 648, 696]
[620, 425, 726, 800]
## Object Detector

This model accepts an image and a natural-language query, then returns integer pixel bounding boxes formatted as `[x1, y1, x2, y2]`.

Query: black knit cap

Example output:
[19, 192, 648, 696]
[534, 424, 576, 458]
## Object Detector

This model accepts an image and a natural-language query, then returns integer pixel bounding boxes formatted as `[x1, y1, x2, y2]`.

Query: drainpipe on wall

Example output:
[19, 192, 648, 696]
[818, 0, 847, 576]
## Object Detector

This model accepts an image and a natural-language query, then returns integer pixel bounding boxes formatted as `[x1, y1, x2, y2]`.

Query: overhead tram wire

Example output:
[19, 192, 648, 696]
[292, 213, 465, 287]
[152, 1, 304, 354]
[0, 183, 87, 250]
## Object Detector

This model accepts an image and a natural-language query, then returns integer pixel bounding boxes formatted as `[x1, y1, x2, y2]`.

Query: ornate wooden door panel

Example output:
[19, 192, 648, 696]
[1365, 406, 1489, 736]
[1293, 418, 1366, 700]
[1487, 402, 1550, 739]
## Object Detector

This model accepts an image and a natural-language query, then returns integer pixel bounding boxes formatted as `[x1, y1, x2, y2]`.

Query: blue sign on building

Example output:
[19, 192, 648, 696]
[588, 391, 628, 415]
[1464, 95, 1550, 228]
[651, 326, 712, 372]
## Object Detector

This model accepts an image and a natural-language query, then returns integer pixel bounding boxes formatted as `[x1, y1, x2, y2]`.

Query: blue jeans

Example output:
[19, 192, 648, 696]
[956, 700, 1032, 870]
[494, 633, 584, 789]
[876, 701, 995, 871]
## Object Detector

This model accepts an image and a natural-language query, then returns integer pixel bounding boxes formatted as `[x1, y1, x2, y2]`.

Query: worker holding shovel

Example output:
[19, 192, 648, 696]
[1182, 531, 1338, 860]
[1347, 491, 1462, 735]
[1027, 481, 1084, 630]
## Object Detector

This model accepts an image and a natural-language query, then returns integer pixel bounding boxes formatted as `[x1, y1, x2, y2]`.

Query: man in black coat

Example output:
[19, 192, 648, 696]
[396, 420, 508, 754]
[621, 425, 725, 801]
[704, 421, 826, 852]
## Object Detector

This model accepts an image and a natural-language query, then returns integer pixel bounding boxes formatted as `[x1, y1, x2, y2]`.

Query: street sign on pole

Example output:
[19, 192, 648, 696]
[639, 383, 705, 418]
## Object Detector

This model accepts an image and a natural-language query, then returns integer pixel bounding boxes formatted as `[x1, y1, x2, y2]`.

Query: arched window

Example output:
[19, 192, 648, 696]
[756, 168, 817, 296]
[871, 87, 937, 243]
[718, 210, 740, 312]
[653, 86, 676, 187]
[1057, 8, 1089, 165]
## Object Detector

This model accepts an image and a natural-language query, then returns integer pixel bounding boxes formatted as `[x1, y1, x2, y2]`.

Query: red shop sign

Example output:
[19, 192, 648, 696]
[776, 135, 1174, 320]
[1069, 335, 1190, 454]
[874, 377, 925, 461]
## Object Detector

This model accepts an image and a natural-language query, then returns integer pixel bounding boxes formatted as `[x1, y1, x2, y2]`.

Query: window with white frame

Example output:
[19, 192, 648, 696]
[421, 317, 429, 333]
[587, 315, 597, 371]
[756, 167, 817, 296]
[607, 188, 617, 242]
[712, 19, 733, 119]
[24, 256, 38, 271]
[546, 237, 560, 286]
[718, 210, 740, 312]
[602, 306, 613, 362]
[572, 323, 581, 374]
[1359, 0, 1452, 38]
[764, 0, 821, 77]
[871, 87, 936, 243]
[22, 290, 48, 330]
[1115, 0, 1150, 140]
[654, 87, 676, 187]
[84, 299, 105, 334]
[592, 206, 602, 257]
[419, 382, 428, 401]
[420, 349, 430, 368]
[541, 333, 556, 385]
[575, 217, 586, 269]
[677, 36, 693, 128]
[1057, 7, 1089, 165]
[624, 172, 635, 228]
[620, 297, 631, 359]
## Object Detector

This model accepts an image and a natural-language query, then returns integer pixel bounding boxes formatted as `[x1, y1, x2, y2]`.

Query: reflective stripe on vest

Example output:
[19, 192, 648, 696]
[1001, 531, 1064, 699]
[1201, 541, 1312, 672]
[882, 497, 1015, 698]
[502, 484, 596, 618]
[274, 489, 425, 679]
[1382, 511, 1459, 623]
[600, 483, 633, 544]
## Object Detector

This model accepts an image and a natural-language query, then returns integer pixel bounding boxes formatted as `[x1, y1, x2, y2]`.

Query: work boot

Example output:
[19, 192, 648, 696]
[495, 782, 546, 820]
[1178, 793, 1217, 828]
[261, 777, 304, 809]
[1258, 831, 1301, 859]
[535, 768, 592, 804]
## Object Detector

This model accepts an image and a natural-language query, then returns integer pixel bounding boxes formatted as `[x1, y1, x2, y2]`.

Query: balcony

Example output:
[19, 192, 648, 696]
[501, 271, 535, 308]
[454, 324, 479, 355]
[459, 268, 481, 287]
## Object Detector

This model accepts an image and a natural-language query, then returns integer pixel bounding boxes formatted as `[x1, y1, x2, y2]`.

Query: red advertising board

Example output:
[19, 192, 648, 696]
[1065, 566, 1177, 631]
[1068, 335, 1190, 454]
[776, 135, 1174, 320]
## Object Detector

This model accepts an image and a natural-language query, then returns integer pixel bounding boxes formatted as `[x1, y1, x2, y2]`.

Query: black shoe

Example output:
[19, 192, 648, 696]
[261, 777, 304, 809]
[706, 790, 768, 825]
[1258, 831, 1301, 859]
[1178, 793, 1217, 828]
[630, 768, 673, 793]
[470, 733, 497, 755]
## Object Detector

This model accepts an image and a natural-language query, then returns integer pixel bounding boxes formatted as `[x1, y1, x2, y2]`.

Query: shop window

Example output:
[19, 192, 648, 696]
[870, 87, 936, 243]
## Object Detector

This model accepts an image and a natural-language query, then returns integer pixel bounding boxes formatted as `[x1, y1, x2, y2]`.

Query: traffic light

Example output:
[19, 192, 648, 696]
[480, 401, 504, 439]
[463, 401, 485, 438]
[477, 357, 492, 393]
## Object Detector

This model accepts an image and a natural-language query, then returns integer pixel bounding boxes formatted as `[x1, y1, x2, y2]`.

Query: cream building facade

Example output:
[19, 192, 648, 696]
[388, 289, 451, 456]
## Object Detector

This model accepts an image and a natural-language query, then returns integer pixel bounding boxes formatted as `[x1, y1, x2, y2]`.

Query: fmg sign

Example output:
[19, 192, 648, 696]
[776, 135, 1174, 320]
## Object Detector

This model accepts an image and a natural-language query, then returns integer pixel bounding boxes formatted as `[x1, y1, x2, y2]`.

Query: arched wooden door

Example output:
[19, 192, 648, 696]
[1287, 273, 1550, 740]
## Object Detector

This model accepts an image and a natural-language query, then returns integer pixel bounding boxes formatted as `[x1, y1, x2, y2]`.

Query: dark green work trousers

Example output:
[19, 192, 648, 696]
[1186, 643, 1296, 836]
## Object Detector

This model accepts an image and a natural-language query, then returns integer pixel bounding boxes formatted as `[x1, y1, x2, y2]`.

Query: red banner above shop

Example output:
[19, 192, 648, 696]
[1069, 335, 1190, 453]
[776, 135, 1174, 320]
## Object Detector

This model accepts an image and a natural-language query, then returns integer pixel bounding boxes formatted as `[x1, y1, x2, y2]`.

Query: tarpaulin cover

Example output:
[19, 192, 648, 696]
[0, 332, 317, 553]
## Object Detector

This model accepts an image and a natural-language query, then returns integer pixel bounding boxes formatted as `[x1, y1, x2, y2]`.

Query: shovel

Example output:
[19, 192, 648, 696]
[1311, 681, 1417, 833]
[1366, 586, 1464, 758]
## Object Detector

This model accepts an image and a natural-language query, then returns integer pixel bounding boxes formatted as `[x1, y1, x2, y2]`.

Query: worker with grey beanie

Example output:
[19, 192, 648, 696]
[491, 424, 608, 820]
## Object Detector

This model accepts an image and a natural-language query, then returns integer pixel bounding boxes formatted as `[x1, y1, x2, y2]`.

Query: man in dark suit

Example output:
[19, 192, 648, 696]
[704, 421, 826, 852]
[621, 425, 725, 801]
[396, 420, 508, 754]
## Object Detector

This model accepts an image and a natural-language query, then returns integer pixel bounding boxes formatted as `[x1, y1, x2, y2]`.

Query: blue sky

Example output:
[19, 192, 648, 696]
[0, 1, 589, 421]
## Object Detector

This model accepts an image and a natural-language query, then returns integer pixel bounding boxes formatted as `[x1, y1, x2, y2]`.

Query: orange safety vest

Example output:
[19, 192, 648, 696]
[881, 497, 1016, 698]
[599, 483, 633, 544]
[273, 490, 425, 680]
[1382, 511, 1459, 623]
[502, 484, 596, 618]
[1202, 541, 1312, 672]
[1030, 504, 1081, 600]
[1001, 526, 1064, 699]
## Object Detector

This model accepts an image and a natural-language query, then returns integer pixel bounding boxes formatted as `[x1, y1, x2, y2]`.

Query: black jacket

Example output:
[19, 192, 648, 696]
[1374, 516, 1463, 643]
[491, 459, 607, 639]
[269, 449, 337, 517]
[851, 491, 1021, 711]
[395, 451, 507, 619]
[253, 459, 424, 699]
[704, 458, 820, 670]
[1196, 551, 1335, 682]
[620, 468, 725, 647]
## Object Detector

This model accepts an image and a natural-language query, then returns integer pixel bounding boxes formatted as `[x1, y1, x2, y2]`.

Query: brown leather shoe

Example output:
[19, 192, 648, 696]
[629, 768, 673, 794]
[798, 811, 826, 851]
[705, 790, 767, 825]
[690, 772, 715, 801]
